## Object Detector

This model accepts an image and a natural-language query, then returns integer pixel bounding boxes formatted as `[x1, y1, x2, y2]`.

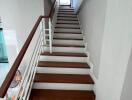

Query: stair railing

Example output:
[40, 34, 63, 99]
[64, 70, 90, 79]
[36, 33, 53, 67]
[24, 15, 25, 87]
[0, 0, 59, 99]
[41, 0, 58, 54]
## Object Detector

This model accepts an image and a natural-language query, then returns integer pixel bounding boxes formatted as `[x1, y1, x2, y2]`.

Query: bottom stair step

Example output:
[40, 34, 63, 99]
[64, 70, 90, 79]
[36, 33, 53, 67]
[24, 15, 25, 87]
[29, 89, 95, 100]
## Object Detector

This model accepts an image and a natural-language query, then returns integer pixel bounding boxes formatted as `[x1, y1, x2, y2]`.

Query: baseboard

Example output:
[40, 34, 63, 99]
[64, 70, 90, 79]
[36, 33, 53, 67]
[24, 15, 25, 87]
[85, 51, 97, 93]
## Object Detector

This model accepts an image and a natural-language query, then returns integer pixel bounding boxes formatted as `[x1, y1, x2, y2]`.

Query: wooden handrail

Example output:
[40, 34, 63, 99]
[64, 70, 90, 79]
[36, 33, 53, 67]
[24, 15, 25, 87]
[49, 0, 57, 18]
[0, 0, 57, 98]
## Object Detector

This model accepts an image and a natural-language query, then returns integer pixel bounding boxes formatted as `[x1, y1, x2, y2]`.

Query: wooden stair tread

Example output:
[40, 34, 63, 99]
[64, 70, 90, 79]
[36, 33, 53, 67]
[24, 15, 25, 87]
[59, 9, 74, 10]
[54, 32, 82, 34]
[59, 11, 75, 13]
[53, 38, 83, 40]
[38, 61, 90, 68]
[57, 16, 77, 18]
[41, 52, 87, 57]
[58, 13, 77, 15]
[55, 27, 80, 29]
[34, 73, 94, 84]
[59, 9, 74, 11]
[53, 44, 85, 47]
[29, 89, 95, 100]
[56, 22, 79, 25]
[59, 10, 74, 12]
[57, 18, 78, 21]
[58, 11, 75, 14]
[47, 37, 83, 40]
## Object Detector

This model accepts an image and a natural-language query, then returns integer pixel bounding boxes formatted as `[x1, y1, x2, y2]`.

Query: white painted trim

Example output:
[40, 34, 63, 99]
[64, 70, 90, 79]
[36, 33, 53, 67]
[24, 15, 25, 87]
[36, 67, 90, 75]
[53, 39, 84, 45]
[85, 51, 97, 93]
[33, 83, 94, 91]
[44, 46, 85, 53]
[40, 56, 87, 63]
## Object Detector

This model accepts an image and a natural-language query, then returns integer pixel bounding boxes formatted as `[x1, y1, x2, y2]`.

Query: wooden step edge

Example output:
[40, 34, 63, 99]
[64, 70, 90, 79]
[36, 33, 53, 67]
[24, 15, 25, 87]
[53, 38, 83, 40]
[54, 32, 82, 34]
[29, 89, 95, 100]
[59, 9, 74, 10]
[37, 61, 90, 69]
[57, 16, 77, 18]
[34, 73, 94, 84]
[59, 10, 75, 12]
[52, 44, 85, 48]
[58, 13, 77, 15]
[47, 37, 83, 40]
[58, 12, 75, 14]
[55, 27, 80, 29]
[41, 52, 87, 57]
[56, 23, 79, 25]
[59, 10, 74, 12]
[57, 19, 78, 21]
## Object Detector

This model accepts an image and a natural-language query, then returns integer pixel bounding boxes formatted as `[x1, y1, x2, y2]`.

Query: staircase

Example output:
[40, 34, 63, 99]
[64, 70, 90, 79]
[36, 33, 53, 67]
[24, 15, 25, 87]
[29, 6, 95, 100]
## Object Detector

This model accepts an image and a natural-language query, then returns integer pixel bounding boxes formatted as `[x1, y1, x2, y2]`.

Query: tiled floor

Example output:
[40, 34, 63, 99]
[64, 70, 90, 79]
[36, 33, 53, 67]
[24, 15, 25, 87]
[0, 63, 10, 87]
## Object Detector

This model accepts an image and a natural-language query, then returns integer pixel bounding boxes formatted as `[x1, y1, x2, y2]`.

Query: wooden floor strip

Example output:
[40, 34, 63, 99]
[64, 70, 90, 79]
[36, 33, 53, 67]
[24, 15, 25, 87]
[53, 44, 85, 48]
[41, 52, 87, 57]
[29, 89, 95, 100]
[34, 73, 94, 84]
[38, 61, 90, 69]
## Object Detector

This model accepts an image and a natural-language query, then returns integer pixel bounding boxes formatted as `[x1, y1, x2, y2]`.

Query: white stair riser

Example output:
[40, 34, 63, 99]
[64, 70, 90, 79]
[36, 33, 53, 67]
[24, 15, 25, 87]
[54, 34, 83, 39]
[59, 9, 74, 11]
[58, 12, 75, 14]
[33, 83, 94, 91]
[44, 47, 85, 53]
[57, 17, 77, 20]
[55, 28, 81, 33]
[59, 7, 73, 9]
[56, 24, 80, 28]
[37, 67, 90, 75]
[53, 40, 84, 45]
[40, 56, 87, 63]
[58, 14, 76, 17]
[57, 20, 78, 24]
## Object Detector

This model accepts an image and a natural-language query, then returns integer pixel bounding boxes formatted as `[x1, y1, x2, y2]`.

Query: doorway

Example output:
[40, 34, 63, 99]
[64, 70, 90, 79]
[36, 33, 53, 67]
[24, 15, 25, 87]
[60, 0, 71, 5]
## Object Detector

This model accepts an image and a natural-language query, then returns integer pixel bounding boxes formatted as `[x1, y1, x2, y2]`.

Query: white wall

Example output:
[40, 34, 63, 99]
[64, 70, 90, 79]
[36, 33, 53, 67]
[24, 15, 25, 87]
[0, 0, 44, 65]
[79, 0, 132, 100]
[16, 0, 44, 49]
[120, 48, 132, 100]
[44, 0, 52, 15]
[96, 0, 132, 100]
[0, 0, 20, 68]
[78, 0, 107, 77]
[0, 0, 44, 85]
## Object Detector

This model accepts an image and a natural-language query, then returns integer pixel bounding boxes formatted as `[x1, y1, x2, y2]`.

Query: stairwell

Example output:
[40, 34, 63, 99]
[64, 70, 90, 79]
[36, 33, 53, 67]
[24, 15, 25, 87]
[29, 5, 95, 100]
